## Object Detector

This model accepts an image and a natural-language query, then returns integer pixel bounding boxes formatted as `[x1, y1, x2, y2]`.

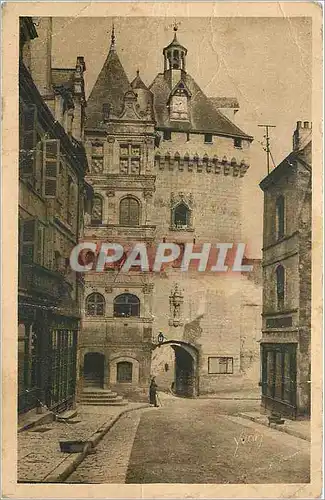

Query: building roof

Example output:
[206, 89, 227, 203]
[85, 47, 131, 129]
[51, 68, 75, 91]
[131, 70, 149, 90]
[19, 60, 89, 177]
[259, 140, 312, 191]
[149, 73, 252, 139]
[163, 30, 187, 54]
[209, 97, 239, 109]
[20, 17, 38, 44]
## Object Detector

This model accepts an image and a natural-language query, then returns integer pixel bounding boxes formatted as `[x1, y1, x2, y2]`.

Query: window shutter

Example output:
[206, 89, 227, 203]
[43, 139, 60, 198]
[35, 138, 43, 193]
[36, 224, 45, 265]
[21, 219, 37, 263]
[21, 105, 37, 175]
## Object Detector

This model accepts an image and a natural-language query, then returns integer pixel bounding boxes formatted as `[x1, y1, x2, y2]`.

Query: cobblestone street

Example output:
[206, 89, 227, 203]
[18, 403, 146, 482]
[65, 394, 310, 484]
[66, 409, 144, 483]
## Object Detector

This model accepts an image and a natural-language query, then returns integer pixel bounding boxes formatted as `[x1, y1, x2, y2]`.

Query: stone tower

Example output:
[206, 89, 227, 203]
[80, 26, 261, 400]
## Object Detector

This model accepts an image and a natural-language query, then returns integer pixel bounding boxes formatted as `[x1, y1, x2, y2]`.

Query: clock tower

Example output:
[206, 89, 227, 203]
[163, 27, 190, 122]
[163, 26, 187, 89]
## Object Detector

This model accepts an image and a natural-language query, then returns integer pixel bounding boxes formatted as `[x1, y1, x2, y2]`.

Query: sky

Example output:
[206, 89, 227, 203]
[51, 16, 312, 258]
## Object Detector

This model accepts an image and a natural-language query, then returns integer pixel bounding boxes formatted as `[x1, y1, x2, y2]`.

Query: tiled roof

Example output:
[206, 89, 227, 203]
[260, 139, 312, 190]
[149, 73, 252, 139]
[131, 71, 148, 90]
[85, 48, 131, 129]
[209, 97, 239, 109]
[51, 68, 75, 91]
[163, 32, 187, 54]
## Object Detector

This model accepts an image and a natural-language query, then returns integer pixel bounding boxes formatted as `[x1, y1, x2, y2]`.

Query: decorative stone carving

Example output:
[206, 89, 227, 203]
[169, 283, 184, 327]
[169, 192, 194, 231]
[170, 192, 193, 208]
[106, 190, 115, 197]
[105, 286, 113, 293]
[119, 91, 142, 121]
[143, 283, 154, 294]
[143, 189, 154, 200]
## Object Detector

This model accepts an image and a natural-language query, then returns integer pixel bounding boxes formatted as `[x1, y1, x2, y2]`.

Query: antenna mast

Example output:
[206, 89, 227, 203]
[258, 124, 276, 175]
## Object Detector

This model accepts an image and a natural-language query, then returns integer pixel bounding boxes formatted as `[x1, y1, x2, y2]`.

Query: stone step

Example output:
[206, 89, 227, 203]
[80, 400, 128, 406]
[80, 396, 119, 402]
[82, 391, 117, 397]
[80, 396, 123, 403]
[56, 409, 78, 422]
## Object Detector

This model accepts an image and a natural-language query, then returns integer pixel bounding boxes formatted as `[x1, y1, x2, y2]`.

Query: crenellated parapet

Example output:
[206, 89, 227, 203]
[154, 151, 249, 177]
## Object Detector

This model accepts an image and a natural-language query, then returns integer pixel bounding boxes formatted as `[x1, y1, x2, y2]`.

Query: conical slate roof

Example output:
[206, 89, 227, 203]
[85, 46, 131, 128]
[163, 29, 187, 54]
[131, 70, 148, 90]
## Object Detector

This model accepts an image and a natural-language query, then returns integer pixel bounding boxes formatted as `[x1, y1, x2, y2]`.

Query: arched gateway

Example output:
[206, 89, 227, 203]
[152, 341, 199, 397]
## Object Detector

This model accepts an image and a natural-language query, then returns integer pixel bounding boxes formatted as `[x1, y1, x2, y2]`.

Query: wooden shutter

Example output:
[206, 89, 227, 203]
[35, 138, 43, 193]
[21, 219, 37, 263]
[21, 105, 37, 175]
[36, 224, 45, 265]
[43, 139, 60, 198]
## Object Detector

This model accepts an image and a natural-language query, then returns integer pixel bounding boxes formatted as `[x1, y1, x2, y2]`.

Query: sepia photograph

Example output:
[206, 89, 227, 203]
[1, 2, 323, 498]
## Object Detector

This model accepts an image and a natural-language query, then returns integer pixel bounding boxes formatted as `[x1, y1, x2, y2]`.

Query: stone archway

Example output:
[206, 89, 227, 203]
[152, 341, 199, 397]
[83, 352, 105, 388]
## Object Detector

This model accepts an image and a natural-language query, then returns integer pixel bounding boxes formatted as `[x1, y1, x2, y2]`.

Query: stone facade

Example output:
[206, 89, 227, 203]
[80, 27, 262, 400]
[259, 121, 312, 418]
[18, 17, 92, 414]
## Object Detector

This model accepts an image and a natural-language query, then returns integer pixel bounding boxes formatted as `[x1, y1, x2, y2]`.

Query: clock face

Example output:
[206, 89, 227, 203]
[172, 96, 187, 113]
[170, 95, 188, 120]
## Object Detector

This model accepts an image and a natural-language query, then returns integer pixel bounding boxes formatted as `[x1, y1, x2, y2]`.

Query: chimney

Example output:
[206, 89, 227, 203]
[30, 17, 52, 96]
[293, 120, 312, 151]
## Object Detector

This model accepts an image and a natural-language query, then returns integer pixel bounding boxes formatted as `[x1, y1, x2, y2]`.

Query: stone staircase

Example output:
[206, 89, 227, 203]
[79, 387, 128, 407]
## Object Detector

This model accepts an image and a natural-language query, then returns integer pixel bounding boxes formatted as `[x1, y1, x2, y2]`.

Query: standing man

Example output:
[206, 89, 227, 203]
[149, 376, 159, 407]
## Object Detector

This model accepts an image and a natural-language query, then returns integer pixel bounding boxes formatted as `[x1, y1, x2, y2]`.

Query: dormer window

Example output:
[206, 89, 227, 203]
[170, 93, 188, 121]
[163, 130, 171, 141]
[204, 134, 213, 144]
[234, 137, 243, 148]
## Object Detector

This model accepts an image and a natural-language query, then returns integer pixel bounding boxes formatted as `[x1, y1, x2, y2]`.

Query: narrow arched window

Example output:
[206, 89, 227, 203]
[173, 202, 190, 228]
[276, 265, 285, 310]
[113, 293, 140, 317]
[86, 293, 105, 316]
[117, 361, 133, 382]
[276, 196, 285, 239]
[91, 195, 103, 225]
[119, 197, 140, 226]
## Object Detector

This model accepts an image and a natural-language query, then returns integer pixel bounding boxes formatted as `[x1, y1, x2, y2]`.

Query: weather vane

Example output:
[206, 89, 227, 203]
[167, 19, 181, 32]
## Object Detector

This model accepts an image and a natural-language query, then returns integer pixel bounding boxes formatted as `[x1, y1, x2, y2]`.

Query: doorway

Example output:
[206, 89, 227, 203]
[83, 352, 105, 388]
[173, 345, 195, 397]
[151, 341, 198, 397]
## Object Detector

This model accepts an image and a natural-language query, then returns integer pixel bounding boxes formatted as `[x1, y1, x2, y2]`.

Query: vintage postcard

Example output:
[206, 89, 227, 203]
[1, 2, 323, 498]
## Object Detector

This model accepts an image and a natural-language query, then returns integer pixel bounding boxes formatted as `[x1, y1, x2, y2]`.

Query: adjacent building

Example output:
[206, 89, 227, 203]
[259, 121, 312, 418]
[80, 27, 262, 401]
[18, 17, 92, 415]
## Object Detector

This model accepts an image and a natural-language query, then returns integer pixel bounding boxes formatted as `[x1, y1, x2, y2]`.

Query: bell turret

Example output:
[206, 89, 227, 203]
[163, 26, 187, 89]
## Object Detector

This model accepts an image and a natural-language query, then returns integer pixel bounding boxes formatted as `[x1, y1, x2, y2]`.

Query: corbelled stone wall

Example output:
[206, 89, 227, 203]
[81, 119, 262, 397]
